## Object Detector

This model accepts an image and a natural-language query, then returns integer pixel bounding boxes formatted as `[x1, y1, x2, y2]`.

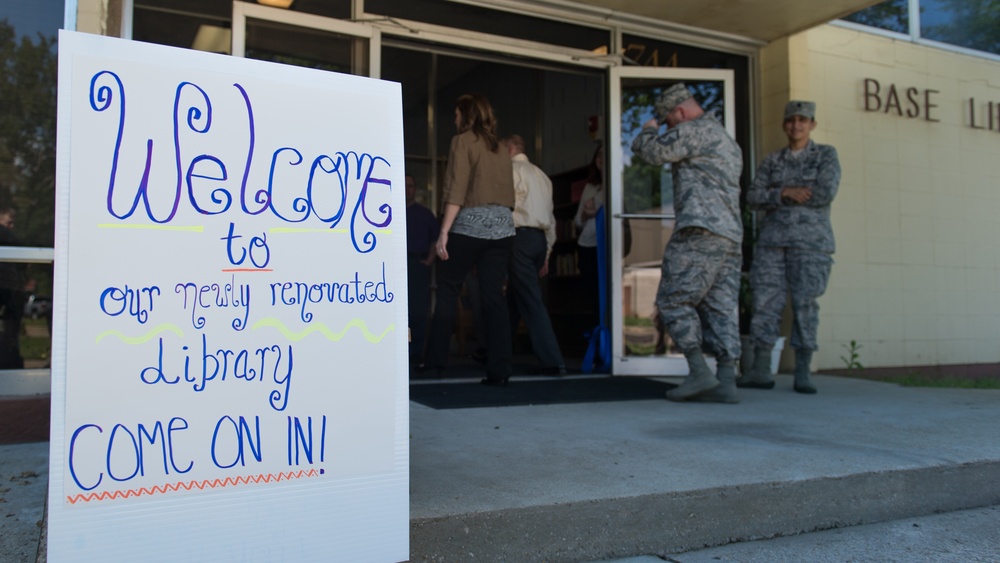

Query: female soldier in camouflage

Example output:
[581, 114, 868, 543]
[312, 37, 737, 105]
[739, 101, 841, 394]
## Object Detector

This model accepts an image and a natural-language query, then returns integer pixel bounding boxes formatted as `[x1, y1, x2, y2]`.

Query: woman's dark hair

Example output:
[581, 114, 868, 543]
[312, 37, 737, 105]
[455, 93, 500, 152]
[585, 142, 604, 185]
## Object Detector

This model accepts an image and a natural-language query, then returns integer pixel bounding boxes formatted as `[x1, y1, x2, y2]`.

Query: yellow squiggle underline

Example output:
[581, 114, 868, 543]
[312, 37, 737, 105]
[97, 224, 204, 232]
[252, 317, 393, 343]
[95, 324, 184, 344]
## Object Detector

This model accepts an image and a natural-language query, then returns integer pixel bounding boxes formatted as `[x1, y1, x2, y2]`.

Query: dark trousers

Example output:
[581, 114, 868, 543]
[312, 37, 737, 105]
[0, 289, 24, 369]
[426, 233, 514, 380]
[508, 228, 563, 368]
[407, 254, 432, 361]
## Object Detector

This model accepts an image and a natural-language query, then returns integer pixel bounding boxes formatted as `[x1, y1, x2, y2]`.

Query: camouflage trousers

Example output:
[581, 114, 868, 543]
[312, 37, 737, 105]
[656, 228, 742, 362]
[749, 246, 833, 351]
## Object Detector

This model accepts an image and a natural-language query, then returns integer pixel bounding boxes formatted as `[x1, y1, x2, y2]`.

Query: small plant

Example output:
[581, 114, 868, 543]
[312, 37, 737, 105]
[840, 340, 864, 370]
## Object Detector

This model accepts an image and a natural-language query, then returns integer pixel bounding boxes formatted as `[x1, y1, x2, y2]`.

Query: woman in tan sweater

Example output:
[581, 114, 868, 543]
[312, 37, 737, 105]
[425, 93, 516, 385]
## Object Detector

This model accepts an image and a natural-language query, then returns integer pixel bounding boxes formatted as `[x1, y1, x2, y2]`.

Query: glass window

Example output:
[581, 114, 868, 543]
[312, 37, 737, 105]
[841, 0, 909, 34]
[0, 2, 60, 249]
[286, 0, 351, 20]
[621, 34, 752, 196]
[245, 17, 367, 74]
[0, 0, 62, 369]
[133, 1, 353, 53]
[366, 0, 609, 52]
[133, 5, 231, 52]
[134, 0, 350, 23]
[843, 0, 1000, 57]
[921, 0, 1000, 54]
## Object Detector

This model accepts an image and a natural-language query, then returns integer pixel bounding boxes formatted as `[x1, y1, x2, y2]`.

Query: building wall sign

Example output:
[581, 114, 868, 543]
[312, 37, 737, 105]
[863, 78, 940, 122]
[863, 77, 1000, 131]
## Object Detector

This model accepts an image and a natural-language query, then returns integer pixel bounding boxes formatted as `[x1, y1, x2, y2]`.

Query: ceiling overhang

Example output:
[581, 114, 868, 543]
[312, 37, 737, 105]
[557, 0, 885, 43]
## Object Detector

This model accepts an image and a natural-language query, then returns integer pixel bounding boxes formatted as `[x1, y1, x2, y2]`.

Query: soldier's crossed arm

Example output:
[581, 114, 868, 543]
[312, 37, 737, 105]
[747, 155, 784, 209]
[799, 146, 841, 208]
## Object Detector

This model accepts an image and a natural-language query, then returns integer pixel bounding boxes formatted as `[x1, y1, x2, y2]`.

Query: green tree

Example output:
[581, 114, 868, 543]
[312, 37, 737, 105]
[922, 0, 1000, 54]
[0, 19, 57, 249]
[843, 0, 909, 33]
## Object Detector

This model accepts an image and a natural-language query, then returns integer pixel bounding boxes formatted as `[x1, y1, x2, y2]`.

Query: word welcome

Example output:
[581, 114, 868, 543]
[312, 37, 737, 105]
[89, 70, 393, 253]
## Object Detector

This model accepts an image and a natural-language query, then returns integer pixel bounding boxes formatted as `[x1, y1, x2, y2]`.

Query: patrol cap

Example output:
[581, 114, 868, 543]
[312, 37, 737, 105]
[784, 100, 816, 120]
[655, 83, 692, 123]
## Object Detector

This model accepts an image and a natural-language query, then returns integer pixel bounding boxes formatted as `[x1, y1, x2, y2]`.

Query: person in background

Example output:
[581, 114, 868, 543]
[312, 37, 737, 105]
[503, 134, 565, 376]
[738, 100, 840, 394]
[0, 206, 26, 369]
[573, 143, 605, 328]
[405, 174, 438, 367]
[425, 93, 516, 386]
[631, 83, 744, 404]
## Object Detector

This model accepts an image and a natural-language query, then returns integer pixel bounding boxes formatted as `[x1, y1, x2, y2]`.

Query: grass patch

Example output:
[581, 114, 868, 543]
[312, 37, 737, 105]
[624, 316, 653, 327]
[20, 335, 50, 361]
[894, 377, 1000, 389]
[869, 374, 1000, 389]
[626, 343, 656, 356]
[20, 318, 51, 361]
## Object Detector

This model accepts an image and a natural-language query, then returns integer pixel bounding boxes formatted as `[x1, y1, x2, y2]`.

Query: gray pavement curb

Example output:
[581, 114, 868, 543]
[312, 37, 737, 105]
[410, 460, 1000, 563]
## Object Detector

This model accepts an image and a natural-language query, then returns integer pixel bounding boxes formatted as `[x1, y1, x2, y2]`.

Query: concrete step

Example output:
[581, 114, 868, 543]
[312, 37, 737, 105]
[409, 374, 1000, 562]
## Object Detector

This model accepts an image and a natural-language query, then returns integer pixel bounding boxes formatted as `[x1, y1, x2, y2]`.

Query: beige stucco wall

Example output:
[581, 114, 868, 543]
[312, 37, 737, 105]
[760, 24, 1000, 370]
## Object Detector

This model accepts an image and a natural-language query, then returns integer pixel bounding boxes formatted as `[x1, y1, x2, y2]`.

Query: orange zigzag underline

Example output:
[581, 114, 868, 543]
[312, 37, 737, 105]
[65, 469, 321, 504]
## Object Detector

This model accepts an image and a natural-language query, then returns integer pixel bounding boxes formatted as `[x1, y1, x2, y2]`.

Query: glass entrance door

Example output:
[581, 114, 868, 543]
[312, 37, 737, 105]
[231, 2, 379, 78]
[609, 67, 735, 376]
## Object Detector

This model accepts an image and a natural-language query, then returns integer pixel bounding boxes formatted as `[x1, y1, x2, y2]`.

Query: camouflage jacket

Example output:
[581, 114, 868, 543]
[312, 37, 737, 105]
[631, 114, 743, 244]
[747, 140, 840, 253]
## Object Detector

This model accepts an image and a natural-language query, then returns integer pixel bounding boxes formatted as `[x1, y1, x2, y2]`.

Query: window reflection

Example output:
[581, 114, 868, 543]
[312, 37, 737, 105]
[366, 0, 609, 52]
[843, 0, 1000, 57]
[0, 2, 62, 371]
[842, 0, 909, 34]
[0, 19, 57, 249]
[921, 0, 999, 54]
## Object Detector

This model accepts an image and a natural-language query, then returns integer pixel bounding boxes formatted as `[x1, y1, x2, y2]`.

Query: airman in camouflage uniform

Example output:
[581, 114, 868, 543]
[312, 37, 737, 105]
[739, 100, 841, 394]
[631, 83, 744, 404]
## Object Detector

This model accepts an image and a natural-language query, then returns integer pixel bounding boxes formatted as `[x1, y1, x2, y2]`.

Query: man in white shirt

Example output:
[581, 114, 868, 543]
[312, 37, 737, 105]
[504, 135, 565, 375]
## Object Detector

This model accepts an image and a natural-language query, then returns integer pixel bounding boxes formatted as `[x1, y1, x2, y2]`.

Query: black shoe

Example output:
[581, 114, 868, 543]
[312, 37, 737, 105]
[480, 377, 510, 387]
[794, 382, 818, 394]
[528, 366, 567, 376]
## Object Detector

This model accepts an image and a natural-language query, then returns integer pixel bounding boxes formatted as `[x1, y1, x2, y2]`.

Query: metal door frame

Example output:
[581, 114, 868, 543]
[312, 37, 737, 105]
[608, 66, 735, 376]
[231, 1, 381, 78]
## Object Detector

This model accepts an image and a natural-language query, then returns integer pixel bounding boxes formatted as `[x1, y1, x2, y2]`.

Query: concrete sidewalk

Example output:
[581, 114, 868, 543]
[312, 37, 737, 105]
[0, 441, 47, 563]
[408, 373, 1000, 561]
[3, 371, 1000, 562]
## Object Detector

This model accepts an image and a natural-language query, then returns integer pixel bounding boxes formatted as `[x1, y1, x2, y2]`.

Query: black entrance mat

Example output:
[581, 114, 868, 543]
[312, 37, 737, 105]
[410, 376, 676, 409]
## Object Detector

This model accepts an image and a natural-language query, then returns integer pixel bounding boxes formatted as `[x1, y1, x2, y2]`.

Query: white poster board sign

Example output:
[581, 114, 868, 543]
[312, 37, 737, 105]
[49, 31, 408, 562]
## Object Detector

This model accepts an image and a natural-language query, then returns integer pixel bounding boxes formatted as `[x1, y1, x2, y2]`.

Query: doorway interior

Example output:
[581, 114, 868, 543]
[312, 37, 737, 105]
[381, 39, 607, 362]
